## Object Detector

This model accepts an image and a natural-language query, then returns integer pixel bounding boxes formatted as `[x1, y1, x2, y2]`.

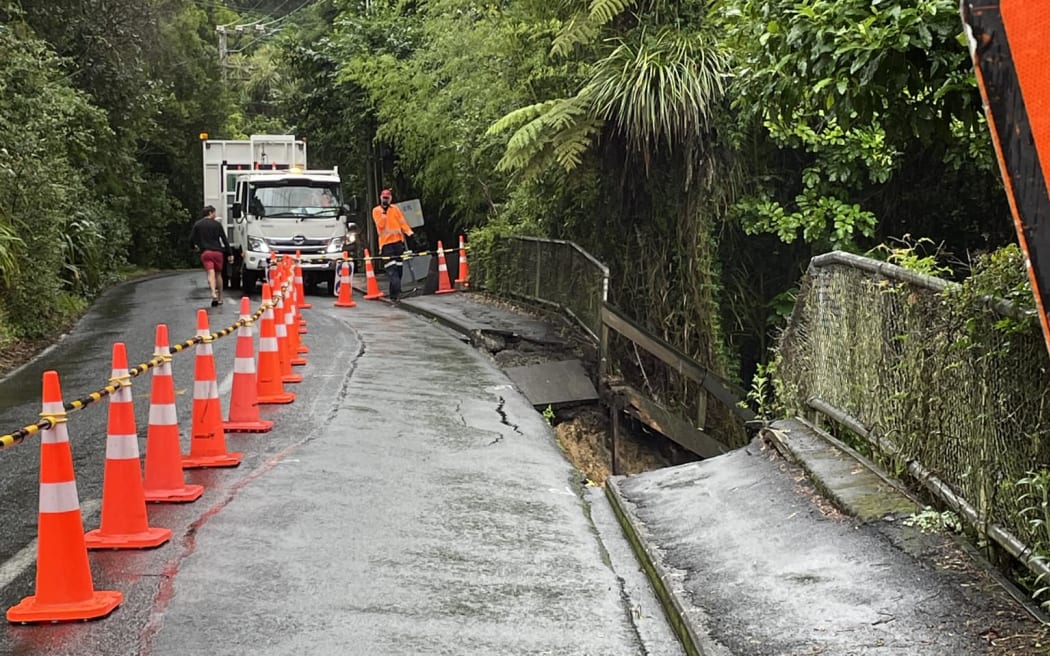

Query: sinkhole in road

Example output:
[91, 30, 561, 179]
[466, 295, 699, 486]
[549, 404, 697, 485]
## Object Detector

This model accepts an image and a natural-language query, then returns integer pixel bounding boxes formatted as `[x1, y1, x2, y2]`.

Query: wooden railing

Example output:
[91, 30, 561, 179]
[600, 303, 754, 467]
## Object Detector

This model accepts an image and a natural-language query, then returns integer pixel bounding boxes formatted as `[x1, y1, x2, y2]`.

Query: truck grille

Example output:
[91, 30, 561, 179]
[268, 237, 327, 255]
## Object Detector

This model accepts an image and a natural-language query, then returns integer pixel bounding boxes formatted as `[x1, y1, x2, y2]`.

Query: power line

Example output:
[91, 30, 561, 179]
[215, 0, 318, 81]
[227, 28, 282, 53]
[257, 0, 315, 28]
[258, 0, 293, 20]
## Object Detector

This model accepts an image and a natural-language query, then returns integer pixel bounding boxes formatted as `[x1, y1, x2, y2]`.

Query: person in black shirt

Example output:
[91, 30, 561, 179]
[189, 206, 234, 306]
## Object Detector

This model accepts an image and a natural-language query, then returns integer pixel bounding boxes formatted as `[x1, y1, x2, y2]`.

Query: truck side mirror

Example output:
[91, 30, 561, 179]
[231, 202, 242, 219]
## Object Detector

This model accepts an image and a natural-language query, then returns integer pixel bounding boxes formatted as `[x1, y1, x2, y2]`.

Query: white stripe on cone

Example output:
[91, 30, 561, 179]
[112, 387, 132, 404]
[234, 358, 256, 375]
[40, 396, 70, 442]
[40, 398, 70, 445]
[39, 481, 80, 513]
[41, 423, 70, 445]
[193, 380, 218, 399]
[148, 404, 177, 426]
[105, 434, 140, 460]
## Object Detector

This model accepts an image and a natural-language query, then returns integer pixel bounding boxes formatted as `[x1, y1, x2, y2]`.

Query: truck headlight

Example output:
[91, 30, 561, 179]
[346, 232, 357, 244]
[248, 236, 269, 253]
[326, 237, 345, 253]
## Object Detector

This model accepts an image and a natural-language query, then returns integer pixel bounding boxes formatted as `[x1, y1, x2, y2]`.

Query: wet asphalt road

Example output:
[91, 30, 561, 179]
[0, 272, 678, 656]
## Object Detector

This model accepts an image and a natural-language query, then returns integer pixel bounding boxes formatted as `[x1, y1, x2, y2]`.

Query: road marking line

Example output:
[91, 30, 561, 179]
[0, 499, 101, 591]
[218, 370, 234, 397]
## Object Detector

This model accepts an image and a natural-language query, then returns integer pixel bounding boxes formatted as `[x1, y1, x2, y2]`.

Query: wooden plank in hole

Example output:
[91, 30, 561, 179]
[611, 384, 730, 459]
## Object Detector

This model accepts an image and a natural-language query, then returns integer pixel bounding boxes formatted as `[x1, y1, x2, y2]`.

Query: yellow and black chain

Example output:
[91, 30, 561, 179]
[293, 244, 469, 266]
[0, 281, 292, 450]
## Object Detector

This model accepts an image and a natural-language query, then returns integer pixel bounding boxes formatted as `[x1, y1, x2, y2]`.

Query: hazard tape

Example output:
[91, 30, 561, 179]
[0, 280, 295, 450]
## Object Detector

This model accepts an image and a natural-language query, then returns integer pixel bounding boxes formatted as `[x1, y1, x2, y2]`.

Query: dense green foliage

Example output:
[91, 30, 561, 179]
[266, 0, 1012, 385]
[728, 0, 1007, 254]
[0, 0, 236, 341]
[0, 0, 1019, 390]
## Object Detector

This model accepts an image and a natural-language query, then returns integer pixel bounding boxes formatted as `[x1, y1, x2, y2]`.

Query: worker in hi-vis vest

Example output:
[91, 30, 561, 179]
[371, 189, 416, 301]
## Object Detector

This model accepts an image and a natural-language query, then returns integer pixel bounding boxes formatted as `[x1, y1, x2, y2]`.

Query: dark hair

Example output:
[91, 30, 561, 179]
[201, 205, 216, 219]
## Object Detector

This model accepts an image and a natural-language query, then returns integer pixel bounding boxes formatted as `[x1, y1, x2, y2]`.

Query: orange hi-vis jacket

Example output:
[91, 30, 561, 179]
[372, 204, 414, 248]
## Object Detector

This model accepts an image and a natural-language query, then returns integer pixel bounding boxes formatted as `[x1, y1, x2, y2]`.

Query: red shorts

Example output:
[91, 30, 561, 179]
[200, 250, 225, 271]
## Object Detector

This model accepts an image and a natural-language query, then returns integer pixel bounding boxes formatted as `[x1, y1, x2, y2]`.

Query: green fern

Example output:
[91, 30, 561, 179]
[486, 100, 559, 135]
[495, 95, 602, 177]
[549, 0, 636, 58]
[552, 116, 602, 170]
[589, 0, 637, 24]
[550, 13, 600, 58]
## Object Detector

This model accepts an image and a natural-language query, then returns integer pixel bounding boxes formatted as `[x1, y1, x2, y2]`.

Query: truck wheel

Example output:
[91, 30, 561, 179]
[242, 269, 259, 295]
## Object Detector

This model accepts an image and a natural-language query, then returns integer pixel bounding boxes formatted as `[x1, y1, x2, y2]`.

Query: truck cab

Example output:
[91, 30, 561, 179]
[231, 169, 356, 294]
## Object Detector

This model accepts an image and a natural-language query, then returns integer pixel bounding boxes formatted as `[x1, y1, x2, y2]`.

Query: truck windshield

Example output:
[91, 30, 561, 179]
[249, 181, 341, 219]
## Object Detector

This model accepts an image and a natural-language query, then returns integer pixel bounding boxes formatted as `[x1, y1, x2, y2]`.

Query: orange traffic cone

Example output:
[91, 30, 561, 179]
[85, 343, 172, 549]
[7, 372, 123, 623]
[294, 255, 311, 309]
[295, 263, 310, 338]
[363, 249, 384, 300]
[334, 262, 356, 308]
[275, 290, 303, 383]
[285, 291, 307, 367]
[224, 298, 274, 433]
[279, 263, 308, 342]
[182, 310, 243, 468]
[257, 283, 295, 405]
[455, 235, 470, 288]
[143, 324, 204, 503]
[435, 240, 455, 294]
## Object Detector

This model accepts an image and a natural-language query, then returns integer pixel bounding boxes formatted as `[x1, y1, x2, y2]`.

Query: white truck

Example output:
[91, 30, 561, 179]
[201, 134, 359, 294]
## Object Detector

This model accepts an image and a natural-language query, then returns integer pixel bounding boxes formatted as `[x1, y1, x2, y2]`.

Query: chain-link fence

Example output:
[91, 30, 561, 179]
[778, 251, 1050, 547]
[482, 236, 609, 340]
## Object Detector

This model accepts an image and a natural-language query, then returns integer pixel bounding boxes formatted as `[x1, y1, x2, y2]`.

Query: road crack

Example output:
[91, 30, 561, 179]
[495, 395, 524, 437]
[454, 400, 467, 426]
[324, 323, 366, 424]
